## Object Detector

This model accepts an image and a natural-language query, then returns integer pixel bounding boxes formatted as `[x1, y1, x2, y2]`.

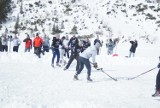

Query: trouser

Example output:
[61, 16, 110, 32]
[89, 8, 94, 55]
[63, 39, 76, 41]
[13, 46, 19, 52]
[129, 51, 135, 57]
[75, 56, 91, 77]
[34, 47, 42, 58]
[43, 46, 49, 52]
[108, 49, 113, 55]
[65, 54, 79, 71]
[64, 48, 70, 58]
[156, 69, 160, 91]
[52, 48, 60, 64]
[25, 47, 31, 52]
[2, 45, 8, 52]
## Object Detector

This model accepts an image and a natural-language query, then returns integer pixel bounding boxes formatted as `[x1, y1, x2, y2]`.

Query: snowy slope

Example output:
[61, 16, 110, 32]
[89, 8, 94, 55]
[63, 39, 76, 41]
[1, 0, 160, 41]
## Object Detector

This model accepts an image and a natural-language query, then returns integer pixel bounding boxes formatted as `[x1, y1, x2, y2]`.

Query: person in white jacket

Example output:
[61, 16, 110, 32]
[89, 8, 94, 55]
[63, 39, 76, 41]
[12, 35, 21, 52]
[74, 41, 102, 81]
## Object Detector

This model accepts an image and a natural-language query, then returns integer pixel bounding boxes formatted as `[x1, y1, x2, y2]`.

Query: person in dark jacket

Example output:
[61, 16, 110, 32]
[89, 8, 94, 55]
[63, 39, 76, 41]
[68, 35, 79, 50]
[51, 35, 62, 67]
[64, 41, 84, 71]
[152, 62, 160, 97]
[129, 40, 138, 57]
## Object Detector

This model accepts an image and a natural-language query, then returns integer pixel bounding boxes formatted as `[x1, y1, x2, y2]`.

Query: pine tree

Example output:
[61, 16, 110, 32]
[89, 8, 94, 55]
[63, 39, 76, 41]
[0, 0, 12, 23]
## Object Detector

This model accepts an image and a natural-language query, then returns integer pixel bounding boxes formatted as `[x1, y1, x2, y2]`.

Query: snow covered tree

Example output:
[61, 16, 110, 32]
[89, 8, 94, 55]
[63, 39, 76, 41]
[70, 25, 78, 34]
[14, 15, 20, 34]
[0, 0, 12, 23]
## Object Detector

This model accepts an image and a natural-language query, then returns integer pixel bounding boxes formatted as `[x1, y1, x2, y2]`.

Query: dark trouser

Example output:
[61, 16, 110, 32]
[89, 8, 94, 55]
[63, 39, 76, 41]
[43, 45, 49, 52]
[156, 69, 160, 91]
[25, 47, 31, 52]
[13, 46, 19, 52]
[65, 54, 79, 71]
[2, 45, 8, 52]
[75, 56, 91, 77]
[64, 48, 70, 58]
[52, 48, 60, 64]
[34, 47, 42, 58]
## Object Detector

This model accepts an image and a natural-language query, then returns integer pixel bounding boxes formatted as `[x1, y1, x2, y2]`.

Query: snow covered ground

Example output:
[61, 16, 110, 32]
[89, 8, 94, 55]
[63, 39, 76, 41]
[0, 39, 160, 108]
[0, 0, 160, 107]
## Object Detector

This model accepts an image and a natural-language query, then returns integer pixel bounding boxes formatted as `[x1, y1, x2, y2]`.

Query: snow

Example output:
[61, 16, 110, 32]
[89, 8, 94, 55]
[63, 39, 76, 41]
[0, 0, 160, 107]
[0, 40, 160, 108]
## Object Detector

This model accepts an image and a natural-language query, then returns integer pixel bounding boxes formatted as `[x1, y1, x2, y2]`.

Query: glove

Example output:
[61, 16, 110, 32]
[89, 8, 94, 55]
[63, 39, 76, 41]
[157, 63, 160, 68]
[93, 62, 98, 68]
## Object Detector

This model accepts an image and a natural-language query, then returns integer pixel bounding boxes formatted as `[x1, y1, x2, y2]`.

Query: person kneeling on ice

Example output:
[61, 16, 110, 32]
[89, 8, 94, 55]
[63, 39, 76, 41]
[152, 62, 160, 97]
[73, 42, 102, 81]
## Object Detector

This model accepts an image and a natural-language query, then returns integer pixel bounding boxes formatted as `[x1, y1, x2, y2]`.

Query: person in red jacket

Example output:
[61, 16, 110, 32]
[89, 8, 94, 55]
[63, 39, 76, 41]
[33, 33, 43, 58]
[23, 34, 32, 52]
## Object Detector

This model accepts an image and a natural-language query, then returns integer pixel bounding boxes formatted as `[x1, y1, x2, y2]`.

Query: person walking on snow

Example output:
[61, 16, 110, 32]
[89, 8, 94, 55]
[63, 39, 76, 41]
[33, 33, 43, 58]
[51, 35, 62, 67]
[64, 41, 84, 71]
[94, 36, 101, 55]
[42, 35, 50, 53]
[12, 35, 21, 52]
[129, 39, 138, 57]
[59, 36, 67, 66]
[106, 39, 115, 55]
[152, 62, 160, 97]
[23, 34, 32, 52]
[63, 35, 70, 59]
[73, 41, 102, 81]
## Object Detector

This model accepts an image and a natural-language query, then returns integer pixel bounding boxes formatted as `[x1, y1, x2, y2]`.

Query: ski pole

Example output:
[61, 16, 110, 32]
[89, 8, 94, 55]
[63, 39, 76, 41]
[128, 67, 157, 80]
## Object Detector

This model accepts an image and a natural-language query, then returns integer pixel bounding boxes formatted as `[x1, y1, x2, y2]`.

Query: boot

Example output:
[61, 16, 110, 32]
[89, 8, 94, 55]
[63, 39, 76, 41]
[87, 76, 93, 82]
[51, 64, 54, 68]
[74, 75, 79, 80]
[56, 63, 61, 67]
[152, 90, 160, 97]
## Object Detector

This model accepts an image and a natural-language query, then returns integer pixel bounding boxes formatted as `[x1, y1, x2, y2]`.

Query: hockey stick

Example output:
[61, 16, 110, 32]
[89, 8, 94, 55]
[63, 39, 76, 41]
[128, 67, 157, 80]
[90, 62, 117, 81]
[99, 68, 118, 81]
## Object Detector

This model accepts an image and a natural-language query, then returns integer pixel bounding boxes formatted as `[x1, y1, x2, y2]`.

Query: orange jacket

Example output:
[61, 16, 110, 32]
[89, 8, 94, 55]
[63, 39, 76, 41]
[33, 36, 43, 47]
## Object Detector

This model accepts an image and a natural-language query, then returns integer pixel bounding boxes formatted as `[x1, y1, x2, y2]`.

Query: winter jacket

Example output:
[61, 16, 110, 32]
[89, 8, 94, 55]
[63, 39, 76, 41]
[33, 36, 43, 47]
[80, 46, 97, 63]
[42, 37, 50, 47]
[68, 36, 78, 48]
[23, 38, 32, 48]
[1, 36, 8, 46]
[72, 44, 84, 56]
[51, 37, 62, 49]
[12, 37, 21, 46]
[63, 39, 69, 49]
[106, 41, 115, 50]
[130, 41, 138, 53]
